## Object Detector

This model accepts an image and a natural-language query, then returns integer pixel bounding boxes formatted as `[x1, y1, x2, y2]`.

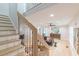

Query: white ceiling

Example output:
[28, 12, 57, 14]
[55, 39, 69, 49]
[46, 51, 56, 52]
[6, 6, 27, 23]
[26, 3, 79, 27]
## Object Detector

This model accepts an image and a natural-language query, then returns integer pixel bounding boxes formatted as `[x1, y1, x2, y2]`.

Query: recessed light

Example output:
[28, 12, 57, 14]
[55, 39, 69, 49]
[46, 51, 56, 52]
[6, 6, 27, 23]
[50, 14, 54, 17]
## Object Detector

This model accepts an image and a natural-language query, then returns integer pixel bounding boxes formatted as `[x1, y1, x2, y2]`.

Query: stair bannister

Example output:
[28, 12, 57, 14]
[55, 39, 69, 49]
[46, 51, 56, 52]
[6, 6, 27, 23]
[17, 12, 38, 56]
[37, 34, 50, 49]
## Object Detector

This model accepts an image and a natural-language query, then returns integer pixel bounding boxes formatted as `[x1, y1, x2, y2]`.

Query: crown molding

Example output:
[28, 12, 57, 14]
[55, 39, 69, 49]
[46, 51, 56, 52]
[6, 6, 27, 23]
[23, 3, 56, 16]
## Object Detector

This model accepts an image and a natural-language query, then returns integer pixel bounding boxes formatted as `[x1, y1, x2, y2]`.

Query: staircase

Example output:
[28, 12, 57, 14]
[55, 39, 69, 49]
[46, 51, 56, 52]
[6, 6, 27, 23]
[37, 34, 50, 56]
[17, 12, 51, 56]
[24, 34, 50, 56]
[0, 15, 25, 56]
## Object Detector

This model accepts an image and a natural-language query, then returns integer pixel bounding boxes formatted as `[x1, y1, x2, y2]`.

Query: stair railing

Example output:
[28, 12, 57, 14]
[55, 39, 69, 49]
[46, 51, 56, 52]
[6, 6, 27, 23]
[17, 12, 38, 56]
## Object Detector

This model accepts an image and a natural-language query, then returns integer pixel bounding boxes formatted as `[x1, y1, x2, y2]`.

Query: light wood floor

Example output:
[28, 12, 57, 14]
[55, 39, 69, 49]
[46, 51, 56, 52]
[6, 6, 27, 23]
[24, 39, 73, 56]
[49, 39, 72, 56]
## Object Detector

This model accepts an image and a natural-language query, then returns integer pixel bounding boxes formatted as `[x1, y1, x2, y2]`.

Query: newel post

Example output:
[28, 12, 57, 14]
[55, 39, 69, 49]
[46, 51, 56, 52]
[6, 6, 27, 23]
[32, 28, 38, 56]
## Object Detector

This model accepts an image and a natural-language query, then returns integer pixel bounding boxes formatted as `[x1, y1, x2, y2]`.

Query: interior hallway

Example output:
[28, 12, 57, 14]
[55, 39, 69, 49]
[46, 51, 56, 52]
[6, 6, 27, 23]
[49, 39, 72, 56]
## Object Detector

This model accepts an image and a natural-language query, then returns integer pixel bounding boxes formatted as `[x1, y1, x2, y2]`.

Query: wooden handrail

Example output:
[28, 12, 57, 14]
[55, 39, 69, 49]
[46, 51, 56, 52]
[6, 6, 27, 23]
[17, 12, 38, 56]
[17, 12, 37, 30]
[24, 33, 50, 48]
[37, 34, 50, 49]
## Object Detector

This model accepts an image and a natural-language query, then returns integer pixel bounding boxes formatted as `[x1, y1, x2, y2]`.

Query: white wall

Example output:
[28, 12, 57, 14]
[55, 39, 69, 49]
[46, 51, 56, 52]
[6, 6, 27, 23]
[17, 3, 26, 14]
[0, 3, 9, 16]
[9, 3, 27, 33]
[59, 26, 69, 40]
[70, 14, 79, 28]
[9, 3, 18, 33]
[69, 27, 78, 55]
[69, 14, 79, 56]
